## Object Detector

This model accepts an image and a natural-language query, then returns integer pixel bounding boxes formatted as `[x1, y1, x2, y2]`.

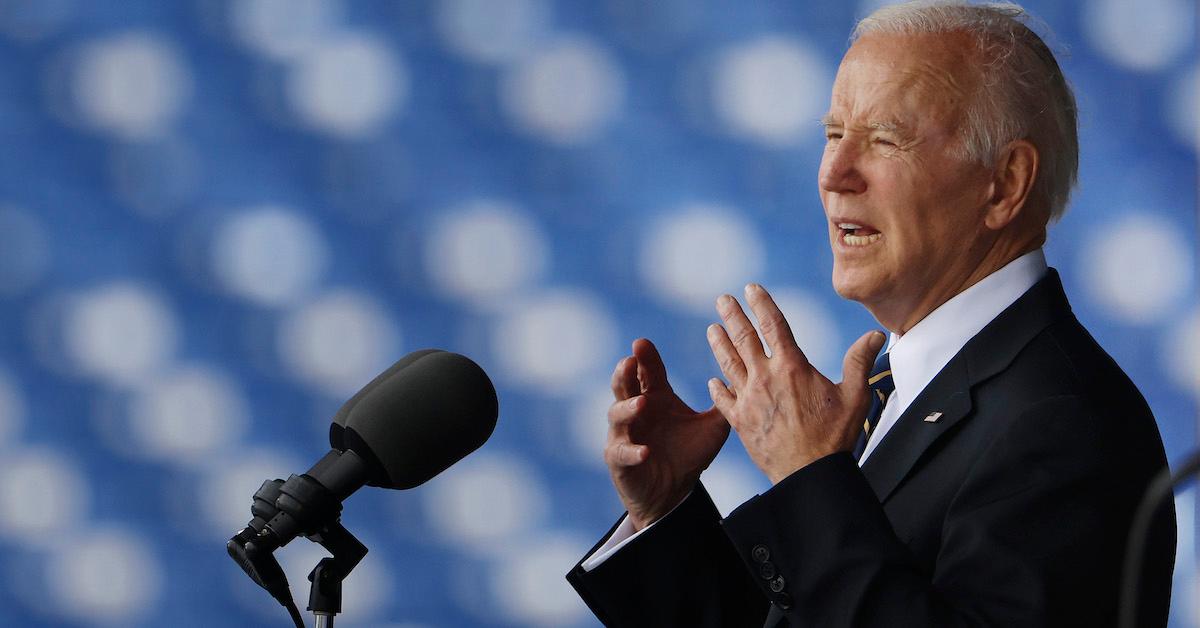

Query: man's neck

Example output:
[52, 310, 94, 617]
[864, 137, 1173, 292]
[875, 235, 1045, 334]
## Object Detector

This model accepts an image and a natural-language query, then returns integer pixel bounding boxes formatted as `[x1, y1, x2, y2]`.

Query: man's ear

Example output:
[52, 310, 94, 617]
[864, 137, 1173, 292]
[984, 139, 1039, 230]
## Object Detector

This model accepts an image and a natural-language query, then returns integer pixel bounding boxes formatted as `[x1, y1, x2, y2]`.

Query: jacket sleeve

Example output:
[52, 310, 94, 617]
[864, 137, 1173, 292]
[719, 395, 1175, 628]
[567, 483, 769, 628]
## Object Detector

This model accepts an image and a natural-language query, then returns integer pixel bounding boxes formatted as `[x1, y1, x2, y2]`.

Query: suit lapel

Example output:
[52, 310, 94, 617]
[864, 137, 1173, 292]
[859, 269, 1074, 503]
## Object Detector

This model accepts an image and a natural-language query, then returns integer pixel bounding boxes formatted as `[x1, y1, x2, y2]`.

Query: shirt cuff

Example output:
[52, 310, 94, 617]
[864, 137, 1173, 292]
[579, 490, 693, 572]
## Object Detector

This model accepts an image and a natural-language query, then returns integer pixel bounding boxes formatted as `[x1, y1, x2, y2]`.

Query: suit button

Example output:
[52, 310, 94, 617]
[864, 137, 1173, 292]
[751, 545, 770, 562]
[769, 575, 786, 593]
[776, 593, 794, 610]
[759, 561, 776, 580]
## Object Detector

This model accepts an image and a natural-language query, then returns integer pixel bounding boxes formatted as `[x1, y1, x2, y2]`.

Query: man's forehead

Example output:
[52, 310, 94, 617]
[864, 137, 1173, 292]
[825, 35, 975, 130]
[836, 32, 977, 91]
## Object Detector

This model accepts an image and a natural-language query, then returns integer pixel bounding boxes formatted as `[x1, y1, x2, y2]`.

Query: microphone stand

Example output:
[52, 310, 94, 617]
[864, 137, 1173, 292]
[228, 471, 368, 628]
[305, 521, 367, 628]
[1118, 450, 1200, 628]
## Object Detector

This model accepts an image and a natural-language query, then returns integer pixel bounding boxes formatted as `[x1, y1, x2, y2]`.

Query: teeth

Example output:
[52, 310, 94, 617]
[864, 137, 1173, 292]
[843, 232, 882, 246]
[837, 223, 862, 230]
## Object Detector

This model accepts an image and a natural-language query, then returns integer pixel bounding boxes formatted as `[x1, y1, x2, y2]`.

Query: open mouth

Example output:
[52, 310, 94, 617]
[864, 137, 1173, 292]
[837, 222, 882, 246]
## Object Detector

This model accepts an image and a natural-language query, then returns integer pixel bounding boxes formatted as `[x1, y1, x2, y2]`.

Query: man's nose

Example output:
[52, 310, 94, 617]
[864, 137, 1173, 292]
[818, 142, 867, 194]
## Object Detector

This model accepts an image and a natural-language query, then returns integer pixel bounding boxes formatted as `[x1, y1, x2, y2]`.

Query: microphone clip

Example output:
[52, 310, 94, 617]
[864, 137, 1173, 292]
[227, 455, 369, 625]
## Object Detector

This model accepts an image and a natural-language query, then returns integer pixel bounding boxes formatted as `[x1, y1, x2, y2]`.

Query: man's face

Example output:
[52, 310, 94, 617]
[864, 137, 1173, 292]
[819, 33, 995, 332]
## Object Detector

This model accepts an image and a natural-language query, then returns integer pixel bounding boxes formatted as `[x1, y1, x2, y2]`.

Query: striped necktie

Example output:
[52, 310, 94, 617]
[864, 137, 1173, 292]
[853, 351, 894, 461]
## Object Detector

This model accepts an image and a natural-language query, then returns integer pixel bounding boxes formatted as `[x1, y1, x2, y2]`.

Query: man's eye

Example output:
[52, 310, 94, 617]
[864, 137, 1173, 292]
[825, 132, 842, 141]
[874, 137, 897, 147]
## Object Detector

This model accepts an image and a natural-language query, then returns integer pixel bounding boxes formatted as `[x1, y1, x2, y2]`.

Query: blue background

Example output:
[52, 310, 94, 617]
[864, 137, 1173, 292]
[0, 0, 1194, 626]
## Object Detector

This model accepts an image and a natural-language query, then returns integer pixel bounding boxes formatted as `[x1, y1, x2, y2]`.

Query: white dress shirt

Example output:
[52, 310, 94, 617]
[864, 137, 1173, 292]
[858, 249, 1047, 463]
[583, 249, 1049, 571]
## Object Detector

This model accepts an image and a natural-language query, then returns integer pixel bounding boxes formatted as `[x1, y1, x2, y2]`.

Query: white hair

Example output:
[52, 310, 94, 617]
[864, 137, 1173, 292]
[853, 1, 1079, 221]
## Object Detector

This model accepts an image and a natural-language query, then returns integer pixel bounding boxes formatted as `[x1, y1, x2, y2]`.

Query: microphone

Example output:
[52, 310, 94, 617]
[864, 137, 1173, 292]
[328, 348, 443, 450]
[227, 349, 498, 618]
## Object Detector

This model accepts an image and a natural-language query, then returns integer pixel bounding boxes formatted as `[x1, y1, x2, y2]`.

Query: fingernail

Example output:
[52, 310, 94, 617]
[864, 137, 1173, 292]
[746, 283, 762, 293]
[628, 396, 640, 409]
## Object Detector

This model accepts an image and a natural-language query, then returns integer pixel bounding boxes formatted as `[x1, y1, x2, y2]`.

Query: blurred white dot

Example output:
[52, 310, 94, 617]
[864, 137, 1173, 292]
[0, 448, 89, 542]
[0, 0, 74, 42]
[1081, 213, 1193, 325]
[501, 36, 626, 144]
[1176, 489, 1194, 574]
[0, 368, 24, 445]
[1162, 309, 1200, 398]
[569, 388, 613, 467]
[1192, 572, 1200, 628]
[212, 205, 329, 307]
[199, 448, 303, 534]
[701, 454, 769, 517]
[488, 534, 592, 626]
[278, 290, 401, 398]
[64, 282, 179, 386]
[768, 288, 842, 376]
[45, 528, 162, 623]
[287, 33, 407, 138]
[230, 0, 343, 60]
[424, 200, 549, 309]
[712, 36, 830, 147]
[641, 205, 766, 314]
[1175, 490, 1200, 626]
[435, 0, 549, 64]
[1167, 65, 1199, 151]
[69, 32, 192, 139]
[0, 205, 50, 296]
[492, 289, 618, 394]
[127, 364, 249, 466]
[1083, 0, 1194, 71]
[423, 453, 549, 551]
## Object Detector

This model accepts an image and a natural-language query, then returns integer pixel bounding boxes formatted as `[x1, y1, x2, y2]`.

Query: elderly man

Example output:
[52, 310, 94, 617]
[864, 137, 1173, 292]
[567, 2, 1175, 627]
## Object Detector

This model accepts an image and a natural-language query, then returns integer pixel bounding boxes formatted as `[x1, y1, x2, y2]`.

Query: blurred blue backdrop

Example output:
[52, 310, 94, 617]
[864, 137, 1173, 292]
[0, 0, 1195, 626]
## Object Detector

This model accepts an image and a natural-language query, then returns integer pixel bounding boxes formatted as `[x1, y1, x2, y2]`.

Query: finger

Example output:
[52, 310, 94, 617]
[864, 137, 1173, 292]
[605, 440, 649, 467]
[744, 283, 804, 362]
[707, 323, 748, 388]
[632, 338, 670, 393]
[607, 395, 644, 431]
[706, 377, 737, 425]
[716, 294, 767, 368]
[840, 330, 887, 399]
[611, 355, 639, 400]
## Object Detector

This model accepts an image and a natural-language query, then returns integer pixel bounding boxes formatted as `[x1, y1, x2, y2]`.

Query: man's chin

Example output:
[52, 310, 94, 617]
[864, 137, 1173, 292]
[831, 272, 876, 304]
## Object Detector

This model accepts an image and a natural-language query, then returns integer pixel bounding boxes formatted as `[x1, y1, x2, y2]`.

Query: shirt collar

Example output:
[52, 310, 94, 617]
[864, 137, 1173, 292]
[884, 249, 1048, 408]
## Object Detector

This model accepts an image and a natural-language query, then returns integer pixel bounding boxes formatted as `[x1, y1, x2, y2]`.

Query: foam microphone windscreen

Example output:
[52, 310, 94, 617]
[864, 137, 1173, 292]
[342, 351, 498, 489]
[329, 349, 445, 449]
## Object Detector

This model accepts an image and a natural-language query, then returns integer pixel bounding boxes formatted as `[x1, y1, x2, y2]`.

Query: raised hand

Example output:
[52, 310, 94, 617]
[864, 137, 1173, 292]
[706, 283, 885, 484]
[605, 338, 730, 530]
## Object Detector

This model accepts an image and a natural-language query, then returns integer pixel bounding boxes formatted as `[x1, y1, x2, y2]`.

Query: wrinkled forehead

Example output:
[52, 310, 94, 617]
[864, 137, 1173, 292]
[827, 33, 978, 131]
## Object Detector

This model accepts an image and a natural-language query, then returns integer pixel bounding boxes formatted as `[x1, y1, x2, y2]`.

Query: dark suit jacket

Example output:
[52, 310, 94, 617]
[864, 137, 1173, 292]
[567, 270, 1175, 627]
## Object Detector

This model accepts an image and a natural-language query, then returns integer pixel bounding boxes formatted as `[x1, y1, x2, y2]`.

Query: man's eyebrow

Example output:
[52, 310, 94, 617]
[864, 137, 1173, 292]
[818, 116, 910, 134]
[868, 120, 907, 133]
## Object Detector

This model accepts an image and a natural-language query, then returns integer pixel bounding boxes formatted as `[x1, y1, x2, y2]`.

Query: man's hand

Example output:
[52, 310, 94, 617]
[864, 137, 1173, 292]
[706, 284, 886, 484]
[605, 338, 730, 530]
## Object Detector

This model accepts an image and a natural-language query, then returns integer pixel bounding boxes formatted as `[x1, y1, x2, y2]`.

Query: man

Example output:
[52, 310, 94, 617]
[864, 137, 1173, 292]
[567, 2, 1176, 627]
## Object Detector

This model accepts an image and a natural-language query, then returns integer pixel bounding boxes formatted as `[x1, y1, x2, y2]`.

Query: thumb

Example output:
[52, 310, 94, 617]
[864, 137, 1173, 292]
[840, 330, 886, 398]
